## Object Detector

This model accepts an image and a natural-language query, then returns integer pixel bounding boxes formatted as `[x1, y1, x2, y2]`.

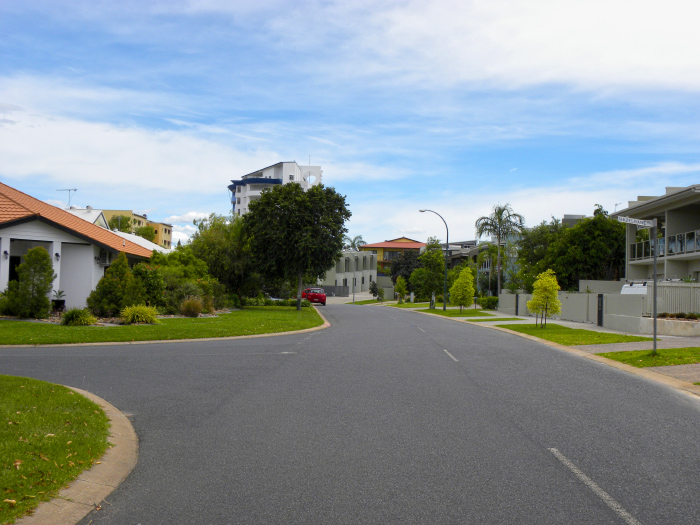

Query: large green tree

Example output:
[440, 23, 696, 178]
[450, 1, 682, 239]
[410, 241, 444, 306]
[518, 207, 625, 292]
[188, 213, 257, 296]
[475, 203, 525, 296]
[517, 218, 565, 292]
[244, 183, 351, 310]
[390, 250, 421, 290]
[135, 225, 156, 242]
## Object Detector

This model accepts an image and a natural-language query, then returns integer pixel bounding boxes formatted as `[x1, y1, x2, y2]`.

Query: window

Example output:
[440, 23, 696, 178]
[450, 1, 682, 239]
[237, 186, 241, 193]
[362, 276, 365, 284]
[289, 175, 294, 181]
[237, 198, 240, 205]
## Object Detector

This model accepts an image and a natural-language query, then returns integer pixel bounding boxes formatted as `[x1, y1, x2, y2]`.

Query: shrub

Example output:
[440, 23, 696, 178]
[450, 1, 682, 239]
[132, 263, 165, 306]
[121, 305, 159, 325]
[377, 288, 385, 302]
[658, 312, 669, 318]
[180, 296, 203, 317]
[230, 293, 241, 309]
[0, 281, 21, 316]
[61, 308, 97, 326]
[477, 296, 499, 310]
[686, 313, 698, 320]
[301, 299, 311, 307]
[675, 312, 687, 319]
[15, 247, 56, 318]
[88, 252, 134, 316]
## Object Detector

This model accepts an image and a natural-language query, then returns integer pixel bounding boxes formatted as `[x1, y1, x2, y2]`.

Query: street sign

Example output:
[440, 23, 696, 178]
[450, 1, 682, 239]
[617, 216, 656, 228]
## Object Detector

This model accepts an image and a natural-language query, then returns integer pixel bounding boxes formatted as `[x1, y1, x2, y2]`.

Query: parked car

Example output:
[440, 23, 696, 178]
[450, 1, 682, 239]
[301, 287, 326, 306]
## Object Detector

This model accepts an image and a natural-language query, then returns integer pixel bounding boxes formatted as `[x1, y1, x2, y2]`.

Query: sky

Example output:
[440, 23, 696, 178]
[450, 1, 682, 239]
[1, 0, 700, 245]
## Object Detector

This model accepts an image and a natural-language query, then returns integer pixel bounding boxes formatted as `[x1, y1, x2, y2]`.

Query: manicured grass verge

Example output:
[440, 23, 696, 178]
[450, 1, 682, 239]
[351, 299, 388, 305]
[597, 348, 700, 367]
[0, 375, 110, 523]
[495, 323, 653, 346]
[389, 302, 450, 309]
[468, 317, 523, 322]
[0, 307, 323, 346]
[416, 309, 494, 318]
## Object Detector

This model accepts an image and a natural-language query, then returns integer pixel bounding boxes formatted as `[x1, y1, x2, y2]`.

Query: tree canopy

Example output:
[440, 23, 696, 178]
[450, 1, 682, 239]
[527, 269, 562, 327]
[475, 203, 525, 296]
[449, 266, 475, 312]
[108, 215, 132, 233]
[343, 234, 367, 251]
[244, 183, 351, 309]
[390, 250, 421, 289]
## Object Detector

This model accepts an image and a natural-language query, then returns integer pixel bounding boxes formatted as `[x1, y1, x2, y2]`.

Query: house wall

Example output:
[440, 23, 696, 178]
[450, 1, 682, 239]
[0, 220, 107, 308]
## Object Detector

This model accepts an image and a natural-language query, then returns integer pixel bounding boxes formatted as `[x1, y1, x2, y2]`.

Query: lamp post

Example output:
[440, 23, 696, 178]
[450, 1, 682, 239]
[419, 209, 449, 311]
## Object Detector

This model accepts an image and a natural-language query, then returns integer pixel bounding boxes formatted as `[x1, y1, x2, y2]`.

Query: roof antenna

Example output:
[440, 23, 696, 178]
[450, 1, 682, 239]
[57, 188, 78, 207]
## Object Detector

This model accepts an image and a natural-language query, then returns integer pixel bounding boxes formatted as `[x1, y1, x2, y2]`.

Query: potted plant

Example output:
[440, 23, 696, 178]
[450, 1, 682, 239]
[52, 290, 66, 312]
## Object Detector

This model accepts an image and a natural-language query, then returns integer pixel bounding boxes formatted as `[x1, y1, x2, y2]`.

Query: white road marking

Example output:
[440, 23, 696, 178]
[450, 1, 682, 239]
[417, 327, 425, 333]
[389, 316, 397, 319]
[548, 448, 642, 525]
[443, 349, 458, 362]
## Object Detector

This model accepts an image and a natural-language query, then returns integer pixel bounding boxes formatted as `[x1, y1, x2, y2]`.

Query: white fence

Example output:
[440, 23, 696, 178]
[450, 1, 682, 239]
[643, 282, 700, 316]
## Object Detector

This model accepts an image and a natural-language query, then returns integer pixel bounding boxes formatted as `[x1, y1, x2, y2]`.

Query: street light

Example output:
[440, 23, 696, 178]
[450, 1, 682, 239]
[419, 209, 449, 311]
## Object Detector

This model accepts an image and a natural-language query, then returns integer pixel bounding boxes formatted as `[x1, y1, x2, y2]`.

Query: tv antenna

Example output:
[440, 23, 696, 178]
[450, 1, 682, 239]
[57, 188, 78, 207]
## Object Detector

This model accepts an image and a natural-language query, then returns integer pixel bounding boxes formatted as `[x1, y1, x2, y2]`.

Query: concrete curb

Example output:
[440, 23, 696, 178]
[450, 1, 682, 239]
[15, 388, 138, 525]
[0, 307, 331, 349]
[410, 309, 700, 399]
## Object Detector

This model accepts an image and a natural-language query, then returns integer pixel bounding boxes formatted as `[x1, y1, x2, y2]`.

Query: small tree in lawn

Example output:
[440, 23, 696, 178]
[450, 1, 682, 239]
[88, 252, 135, 316]
[16, 246, 56, 318]
[449, 267, 475, 313]
[369, 280, 380, 300]
[394, 276, 407, 303]
[527, 269, 562, 327]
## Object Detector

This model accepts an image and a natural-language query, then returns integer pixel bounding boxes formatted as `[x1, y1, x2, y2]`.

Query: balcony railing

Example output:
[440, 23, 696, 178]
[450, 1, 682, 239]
[630, 230, 698, 261]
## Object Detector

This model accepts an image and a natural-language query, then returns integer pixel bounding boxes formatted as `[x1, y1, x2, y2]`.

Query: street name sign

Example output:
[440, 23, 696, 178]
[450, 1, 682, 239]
[617, 216, 656, 228]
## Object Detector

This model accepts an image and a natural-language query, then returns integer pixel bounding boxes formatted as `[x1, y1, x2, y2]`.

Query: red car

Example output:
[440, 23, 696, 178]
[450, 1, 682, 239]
[301, 287, 326, 306]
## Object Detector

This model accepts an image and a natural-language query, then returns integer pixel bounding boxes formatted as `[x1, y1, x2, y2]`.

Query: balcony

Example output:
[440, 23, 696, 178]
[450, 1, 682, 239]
[630, 230, 698, 261]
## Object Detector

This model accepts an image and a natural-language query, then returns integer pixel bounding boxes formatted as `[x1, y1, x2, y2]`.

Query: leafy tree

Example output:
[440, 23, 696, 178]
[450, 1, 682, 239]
[394, 276, 408, 303]
[501, 241, 521, 294]
[517, 218, 565, 293]
[527, 269, 562, 327]
[135, 225, 156, 242]
[108, 215, 132, 233]
[244, 183, 351, 310]
[476, 243, 498, 296]
[15, 247, 56, 318]
[188, 213, 258, 296]
[369, 280, 380, 299]
[450, 267, 475, 312]
[343, 234, 367, 251]
[410, 243, 444, 307]
[87, 252, 135, 316]
[390, 250, 421, 289]
[475, 203, 525, 296]
[132, 263, 165, 306]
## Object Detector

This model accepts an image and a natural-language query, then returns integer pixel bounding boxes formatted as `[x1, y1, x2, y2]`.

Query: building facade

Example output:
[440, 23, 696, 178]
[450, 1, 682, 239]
[612, 185, 700, 282]
[228, 161, 323, 216]
[101, 210, 173, 249]
[359, 237, 425, 274]
[321, 250, 377, 295]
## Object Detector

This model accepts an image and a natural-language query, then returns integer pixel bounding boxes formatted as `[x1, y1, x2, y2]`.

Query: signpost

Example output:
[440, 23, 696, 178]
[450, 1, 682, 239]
[618, 216, 658, 355]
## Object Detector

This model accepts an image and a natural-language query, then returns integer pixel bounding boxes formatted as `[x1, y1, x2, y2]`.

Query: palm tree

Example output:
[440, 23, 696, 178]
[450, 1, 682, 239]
[475, 203, 525, 295]
[343, 234, 367, 251]
[476, 243, 498, 296]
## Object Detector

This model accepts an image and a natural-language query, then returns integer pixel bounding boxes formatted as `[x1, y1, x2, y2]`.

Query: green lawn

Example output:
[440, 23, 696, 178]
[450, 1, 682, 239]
[416, 308, 495, 318]
[351, 299, 389, 305]
[0, 375, 110, 523]
[468, 317, 523, 322]
[0, 307, 323, 346]
[495, 323, 654, 346]
[598, 348, 700, 367]
[389, 302, 473, 309]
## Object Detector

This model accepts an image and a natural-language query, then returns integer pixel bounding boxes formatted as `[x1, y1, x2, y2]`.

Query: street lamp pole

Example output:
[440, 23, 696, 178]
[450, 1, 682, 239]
[419, 209, 449, 311]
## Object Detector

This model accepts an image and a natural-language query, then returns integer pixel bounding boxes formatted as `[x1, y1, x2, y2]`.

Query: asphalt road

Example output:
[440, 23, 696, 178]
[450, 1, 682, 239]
[3, 304, 700, 524]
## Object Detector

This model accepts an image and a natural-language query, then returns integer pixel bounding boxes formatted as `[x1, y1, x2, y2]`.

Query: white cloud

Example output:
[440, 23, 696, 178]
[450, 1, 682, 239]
[163, 211, 210, 224]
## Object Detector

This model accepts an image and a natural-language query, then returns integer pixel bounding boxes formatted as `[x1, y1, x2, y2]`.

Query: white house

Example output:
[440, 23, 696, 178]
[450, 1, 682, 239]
[0, 182, 152, 309]
[228, 161, 323, 216]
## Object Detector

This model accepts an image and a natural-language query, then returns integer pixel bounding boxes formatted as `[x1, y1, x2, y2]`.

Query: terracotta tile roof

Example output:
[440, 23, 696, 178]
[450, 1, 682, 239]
[0, 182, 152, 259]
[360, 241, 425, 249]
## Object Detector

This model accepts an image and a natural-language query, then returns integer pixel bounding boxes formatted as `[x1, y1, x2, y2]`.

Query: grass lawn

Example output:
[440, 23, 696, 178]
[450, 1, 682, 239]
[0, 375, 110, 523]
[468, 317, 523, 322]
[597, 348, 700, 367]
[416, 309, 495, 318]
[0, 307, 323, 346]
[388, 302, 458, 309]
[351, 299, 389, 305]
[495, 323, 654, 346]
